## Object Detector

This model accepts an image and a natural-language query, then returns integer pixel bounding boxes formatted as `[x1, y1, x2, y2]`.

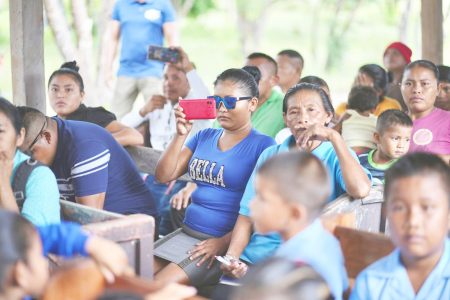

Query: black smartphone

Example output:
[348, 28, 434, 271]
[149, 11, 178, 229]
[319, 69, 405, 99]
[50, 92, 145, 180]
[147, 45, 180, 63]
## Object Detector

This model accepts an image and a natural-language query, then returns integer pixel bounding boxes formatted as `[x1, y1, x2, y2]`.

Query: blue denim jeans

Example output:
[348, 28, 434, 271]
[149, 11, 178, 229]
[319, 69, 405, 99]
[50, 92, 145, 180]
[145, 175, 186, 236]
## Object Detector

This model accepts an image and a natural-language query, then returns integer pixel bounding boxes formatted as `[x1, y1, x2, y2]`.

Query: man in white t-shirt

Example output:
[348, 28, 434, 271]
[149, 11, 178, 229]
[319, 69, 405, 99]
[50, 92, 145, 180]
[121, 47, 210, 235]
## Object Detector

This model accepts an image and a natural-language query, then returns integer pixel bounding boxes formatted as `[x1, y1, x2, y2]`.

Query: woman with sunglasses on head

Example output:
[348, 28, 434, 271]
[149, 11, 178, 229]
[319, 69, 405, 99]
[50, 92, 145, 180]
[49, 61, 143, 146]
[0, 97, 60, 226]
[153, 68, 275, 287]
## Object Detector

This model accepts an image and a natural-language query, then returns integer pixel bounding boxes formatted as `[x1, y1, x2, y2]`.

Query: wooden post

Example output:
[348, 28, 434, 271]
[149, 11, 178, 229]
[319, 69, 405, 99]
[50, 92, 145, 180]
[9, 0, 46, 112]
[421, 0, 443, 64]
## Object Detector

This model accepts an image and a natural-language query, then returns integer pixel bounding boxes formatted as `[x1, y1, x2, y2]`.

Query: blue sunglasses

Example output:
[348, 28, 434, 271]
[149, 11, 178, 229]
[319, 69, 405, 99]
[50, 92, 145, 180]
[207, 95, 252, 110]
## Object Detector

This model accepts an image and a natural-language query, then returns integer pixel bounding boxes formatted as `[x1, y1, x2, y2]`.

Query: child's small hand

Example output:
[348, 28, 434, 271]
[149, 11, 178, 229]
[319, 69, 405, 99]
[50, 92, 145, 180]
[85, 236, 134, 281]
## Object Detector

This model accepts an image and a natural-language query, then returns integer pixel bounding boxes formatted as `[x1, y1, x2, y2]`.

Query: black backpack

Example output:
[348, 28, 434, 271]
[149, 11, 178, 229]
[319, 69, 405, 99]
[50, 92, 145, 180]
[12, 158, 43, 209]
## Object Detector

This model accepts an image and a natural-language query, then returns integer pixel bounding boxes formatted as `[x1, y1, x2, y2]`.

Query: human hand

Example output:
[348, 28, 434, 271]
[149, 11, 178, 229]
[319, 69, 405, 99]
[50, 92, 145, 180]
[353, 72, 374, 88]
[188, 237, 228, 269]
[85, 236, 134, 282]
[295, 124, 333, 150]
[0, 152, 13, 184]
[170, 47, 194, 73]
[220, 255, 249, 279]
[145, 283, 197, 300]
[170, 183, 196, 210]
[140, 95, 167, 116]
[174, 105, 193, 136]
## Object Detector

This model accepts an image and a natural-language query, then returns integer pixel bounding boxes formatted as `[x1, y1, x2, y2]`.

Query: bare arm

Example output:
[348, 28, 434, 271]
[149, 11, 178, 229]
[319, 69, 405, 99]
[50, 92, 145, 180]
[226, 215, 253, 258]
[105, 120, 144, 146]
[163, 21, 179, 46]
[328, 129, 371, 198]
[76, 193, 106, 210]
[0, 157, 19, 212]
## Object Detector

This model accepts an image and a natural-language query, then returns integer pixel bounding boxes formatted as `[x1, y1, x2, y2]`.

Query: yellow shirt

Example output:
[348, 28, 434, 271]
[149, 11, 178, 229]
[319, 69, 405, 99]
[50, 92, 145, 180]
[335, 96, 402, 117]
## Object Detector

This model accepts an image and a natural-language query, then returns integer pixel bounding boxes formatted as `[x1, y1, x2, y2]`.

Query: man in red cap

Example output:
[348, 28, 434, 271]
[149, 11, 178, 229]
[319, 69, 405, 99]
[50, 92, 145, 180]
[383, 41, 412, 111]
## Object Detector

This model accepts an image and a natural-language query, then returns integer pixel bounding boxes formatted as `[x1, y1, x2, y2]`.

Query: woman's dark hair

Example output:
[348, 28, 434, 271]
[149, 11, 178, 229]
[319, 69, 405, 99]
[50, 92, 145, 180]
[384, 153, 450, 203]
[347, 86, 378, 113]
[299, 76, 329, 92]
[242, 65, 261, 85]
[437, 65, 450, 83]
[0, 97, 22, 135]
[48, 61, 85, 93]
[0, 210, 36, 292]
[283, 83, 335, 117]
[404, 60, 440, 81]
[214, 68, 259, 98]
[231, 257, 332, 300]
[358, 64, 388, 98]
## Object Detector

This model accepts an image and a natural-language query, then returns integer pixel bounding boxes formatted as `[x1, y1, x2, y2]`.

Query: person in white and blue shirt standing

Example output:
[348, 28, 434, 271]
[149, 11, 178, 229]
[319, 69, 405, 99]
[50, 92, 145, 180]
[17, 107, 158, 221]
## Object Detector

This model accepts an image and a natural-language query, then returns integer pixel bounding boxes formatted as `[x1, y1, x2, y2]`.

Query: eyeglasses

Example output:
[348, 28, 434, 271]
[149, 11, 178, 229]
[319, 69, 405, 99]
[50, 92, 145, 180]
[207, 95, 252, 110]
[25, 118, 47, 155]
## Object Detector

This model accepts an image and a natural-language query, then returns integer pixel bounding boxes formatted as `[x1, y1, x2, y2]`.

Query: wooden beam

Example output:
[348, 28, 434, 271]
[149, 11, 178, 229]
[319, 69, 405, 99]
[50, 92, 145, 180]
[421, 0, 443, 64]
[9, 0, 46, 112]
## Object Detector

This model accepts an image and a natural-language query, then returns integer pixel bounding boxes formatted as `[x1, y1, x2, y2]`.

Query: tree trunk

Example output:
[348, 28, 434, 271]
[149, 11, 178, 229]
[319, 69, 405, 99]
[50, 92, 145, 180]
[96, 0, 116, 107]
[43, 0, 77, 61]
[398, 0, 412, 42]
[71, 0, 97, 105]
[421, 0, 443, 64]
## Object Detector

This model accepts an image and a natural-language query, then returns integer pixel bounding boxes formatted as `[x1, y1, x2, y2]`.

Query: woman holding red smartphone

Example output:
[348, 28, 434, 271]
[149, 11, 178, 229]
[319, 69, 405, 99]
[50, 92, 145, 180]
[153, 68, 275, 287]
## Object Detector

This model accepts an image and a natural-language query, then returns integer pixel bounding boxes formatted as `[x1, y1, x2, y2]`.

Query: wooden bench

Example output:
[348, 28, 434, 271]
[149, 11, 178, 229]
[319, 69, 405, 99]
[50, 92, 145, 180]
[126, 145, 191, 181]
[60, 200, 155, 279]
[323, 185, 389, 234]
[333, 226, 394, 284]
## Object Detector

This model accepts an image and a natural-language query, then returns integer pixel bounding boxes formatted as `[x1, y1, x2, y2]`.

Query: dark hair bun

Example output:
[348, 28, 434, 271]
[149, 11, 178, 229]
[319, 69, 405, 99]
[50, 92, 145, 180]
[242, 65, 261, 85]
[60, 61, 80, 72]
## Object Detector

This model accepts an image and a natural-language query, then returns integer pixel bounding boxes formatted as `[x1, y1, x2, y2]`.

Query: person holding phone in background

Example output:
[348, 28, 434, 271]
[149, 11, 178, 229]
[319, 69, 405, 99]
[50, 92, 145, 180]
[122, 47, 211, 236]
[103, 0, 179, 119]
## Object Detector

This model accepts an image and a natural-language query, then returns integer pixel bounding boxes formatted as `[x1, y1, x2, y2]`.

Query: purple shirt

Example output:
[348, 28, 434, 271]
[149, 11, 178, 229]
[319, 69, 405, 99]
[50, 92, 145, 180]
[409, 108, 450, 155]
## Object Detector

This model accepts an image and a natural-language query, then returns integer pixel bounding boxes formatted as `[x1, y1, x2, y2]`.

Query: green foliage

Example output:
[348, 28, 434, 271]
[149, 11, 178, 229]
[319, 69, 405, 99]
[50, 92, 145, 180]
[187, 0, 215, 18]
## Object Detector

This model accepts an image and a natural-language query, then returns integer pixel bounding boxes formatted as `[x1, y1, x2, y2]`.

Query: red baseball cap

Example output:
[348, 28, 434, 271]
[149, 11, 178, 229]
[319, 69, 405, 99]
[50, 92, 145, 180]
[384, 42, 412, 64]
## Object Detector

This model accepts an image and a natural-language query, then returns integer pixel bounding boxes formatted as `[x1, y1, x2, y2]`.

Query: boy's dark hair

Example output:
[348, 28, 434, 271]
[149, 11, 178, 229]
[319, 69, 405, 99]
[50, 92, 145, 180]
[347, 86, 378, 113]
[48, 61, 85, 93]
[278, 49, 304, 69]
[242, 65, 262, 85]
[0, 209, 36, 292]
[376, 109, 412, 135]
[247, 52, 278, 75]
[232, 257, 332, 300]
[214, 68, 259, 99]
[404, 59, 439, 81]
[358, 64, 388, 98]
[0, 97, 22, 135]
[384, 153, 450, 203]
[299, 76, 329, 93]
[437, 65, 450, 83]
[283, 83, 334, 120]
[258, 151, 330, 218]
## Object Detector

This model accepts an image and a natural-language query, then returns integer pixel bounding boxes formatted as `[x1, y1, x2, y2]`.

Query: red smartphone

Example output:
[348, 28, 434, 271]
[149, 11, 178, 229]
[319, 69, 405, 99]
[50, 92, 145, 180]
[179, 99, 217, 120]
[147, 45, 180, 63]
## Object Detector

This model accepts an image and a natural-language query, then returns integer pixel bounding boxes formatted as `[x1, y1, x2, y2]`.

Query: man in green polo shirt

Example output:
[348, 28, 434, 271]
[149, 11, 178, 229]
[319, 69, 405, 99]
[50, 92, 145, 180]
[213, 53, 285, 138]
[244, 52, 285, 138]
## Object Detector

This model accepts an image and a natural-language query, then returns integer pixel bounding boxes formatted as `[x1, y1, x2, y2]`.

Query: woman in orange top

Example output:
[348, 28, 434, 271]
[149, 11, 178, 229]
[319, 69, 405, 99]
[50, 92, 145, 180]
[336, 64, 402, 118]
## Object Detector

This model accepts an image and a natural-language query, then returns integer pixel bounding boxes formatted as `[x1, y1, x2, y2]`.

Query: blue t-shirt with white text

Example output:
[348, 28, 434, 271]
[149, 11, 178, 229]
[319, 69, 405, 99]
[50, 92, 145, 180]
[112, 0, 176, 77]
[184, 128, 275, 237]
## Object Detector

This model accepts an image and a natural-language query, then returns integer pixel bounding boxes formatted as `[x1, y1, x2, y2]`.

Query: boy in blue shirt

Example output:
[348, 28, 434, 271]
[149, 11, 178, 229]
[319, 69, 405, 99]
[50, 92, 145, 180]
[358, 110, 412, 185]
[18, 107, 158, 219]
[225, 151, 348, 300]
[351, 153, 450, 299]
